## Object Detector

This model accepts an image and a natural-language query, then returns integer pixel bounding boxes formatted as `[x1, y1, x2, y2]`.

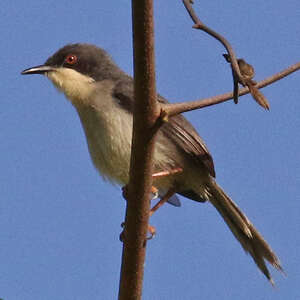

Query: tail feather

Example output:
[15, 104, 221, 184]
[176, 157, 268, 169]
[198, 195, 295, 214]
[207, 180, 283, 284]
[247, 82, 270, 110]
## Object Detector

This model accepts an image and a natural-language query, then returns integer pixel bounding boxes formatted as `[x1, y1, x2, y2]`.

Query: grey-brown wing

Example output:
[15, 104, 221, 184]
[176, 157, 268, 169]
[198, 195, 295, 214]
[113, 79, 215, 178]
[158, 101, 215, 177]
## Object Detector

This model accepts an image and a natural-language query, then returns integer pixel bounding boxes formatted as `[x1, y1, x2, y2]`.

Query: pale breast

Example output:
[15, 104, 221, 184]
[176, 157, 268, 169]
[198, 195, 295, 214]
[74, 81, 133, 184]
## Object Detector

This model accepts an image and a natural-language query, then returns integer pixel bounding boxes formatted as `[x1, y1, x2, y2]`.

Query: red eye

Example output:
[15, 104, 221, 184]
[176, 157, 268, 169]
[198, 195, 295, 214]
[65, 54, 78, 65]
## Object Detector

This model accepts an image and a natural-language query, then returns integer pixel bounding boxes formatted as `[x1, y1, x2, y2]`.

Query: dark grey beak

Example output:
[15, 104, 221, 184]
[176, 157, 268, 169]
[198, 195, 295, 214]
[21, 65, 55, 75]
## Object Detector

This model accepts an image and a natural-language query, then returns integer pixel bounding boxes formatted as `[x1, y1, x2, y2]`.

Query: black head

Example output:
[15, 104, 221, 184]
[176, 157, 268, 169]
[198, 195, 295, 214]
[22, 43, 123, 81]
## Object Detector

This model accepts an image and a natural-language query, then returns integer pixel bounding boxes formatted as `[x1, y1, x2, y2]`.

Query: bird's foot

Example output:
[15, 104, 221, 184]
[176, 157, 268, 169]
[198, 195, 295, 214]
[152, 167, 183, 179]
[119, 222, 156, 242]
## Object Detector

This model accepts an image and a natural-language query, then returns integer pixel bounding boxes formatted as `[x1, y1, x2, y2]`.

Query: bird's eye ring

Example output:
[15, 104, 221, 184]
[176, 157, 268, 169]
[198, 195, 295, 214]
[65, 54, 78, 65]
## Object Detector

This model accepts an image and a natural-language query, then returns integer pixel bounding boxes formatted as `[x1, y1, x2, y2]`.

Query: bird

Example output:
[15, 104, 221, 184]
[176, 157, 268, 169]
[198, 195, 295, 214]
[223, 54, 270, 110]
[21, 43, 282, 284]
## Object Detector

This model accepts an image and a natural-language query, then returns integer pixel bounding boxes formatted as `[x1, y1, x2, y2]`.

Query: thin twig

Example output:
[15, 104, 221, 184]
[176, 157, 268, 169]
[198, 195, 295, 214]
[182, 0, 244, 102]
[163, 62, 300, 116]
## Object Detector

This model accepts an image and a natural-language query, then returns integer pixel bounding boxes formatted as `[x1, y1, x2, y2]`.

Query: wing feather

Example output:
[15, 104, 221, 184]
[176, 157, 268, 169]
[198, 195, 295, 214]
[112, 79, 215, 178]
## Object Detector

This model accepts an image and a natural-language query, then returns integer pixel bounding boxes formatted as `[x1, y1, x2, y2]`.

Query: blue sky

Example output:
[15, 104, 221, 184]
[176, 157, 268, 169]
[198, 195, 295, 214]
[1, 1, 299, 299]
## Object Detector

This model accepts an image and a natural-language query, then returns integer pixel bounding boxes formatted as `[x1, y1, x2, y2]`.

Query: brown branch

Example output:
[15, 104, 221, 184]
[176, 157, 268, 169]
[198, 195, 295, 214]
[163, 62, 300, 116]
[118, 1, 159, 299]
[182, 0, 245, 102]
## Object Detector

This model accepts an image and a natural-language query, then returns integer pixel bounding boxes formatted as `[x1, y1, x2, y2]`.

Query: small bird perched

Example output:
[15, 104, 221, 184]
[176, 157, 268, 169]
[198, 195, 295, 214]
[223, 54, 270, 110]
[22, 43, 282, 283]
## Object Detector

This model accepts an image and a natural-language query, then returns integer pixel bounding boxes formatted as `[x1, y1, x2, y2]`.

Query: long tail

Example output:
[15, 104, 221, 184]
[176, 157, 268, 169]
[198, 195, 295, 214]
[247, 82, 270, 110]
[207, 179, 283, 284]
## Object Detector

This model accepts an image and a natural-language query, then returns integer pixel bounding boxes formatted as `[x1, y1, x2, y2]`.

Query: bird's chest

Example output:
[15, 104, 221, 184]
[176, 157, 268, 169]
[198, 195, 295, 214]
[75, 99, 133, 185]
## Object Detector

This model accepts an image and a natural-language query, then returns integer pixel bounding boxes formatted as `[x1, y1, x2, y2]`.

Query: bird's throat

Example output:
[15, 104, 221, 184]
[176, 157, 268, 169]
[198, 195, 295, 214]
[47, 67, 95, 105]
